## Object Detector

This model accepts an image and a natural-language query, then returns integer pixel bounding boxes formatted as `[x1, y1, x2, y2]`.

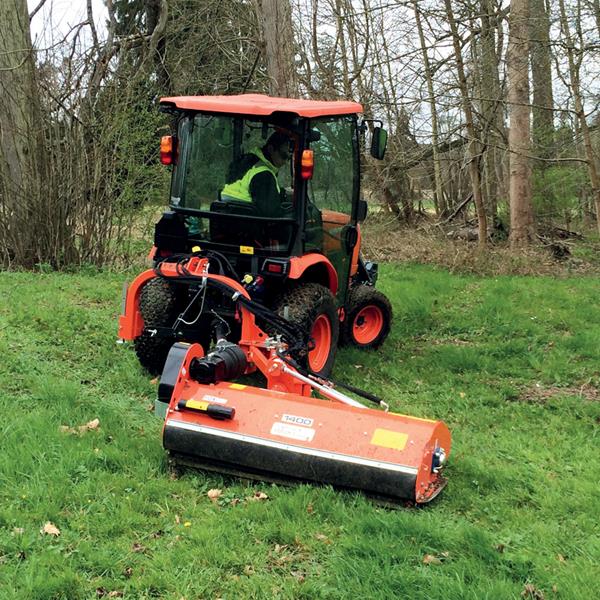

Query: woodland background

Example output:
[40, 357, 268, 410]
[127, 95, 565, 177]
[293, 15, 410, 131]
[1, 0, 600, 268]
[1, 3, 599, 598]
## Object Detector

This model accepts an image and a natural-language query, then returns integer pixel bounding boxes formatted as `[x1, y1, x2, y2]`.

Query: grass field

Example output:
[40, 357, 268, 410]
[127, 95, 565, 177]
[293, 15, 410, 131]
[0, 264, 599, 599]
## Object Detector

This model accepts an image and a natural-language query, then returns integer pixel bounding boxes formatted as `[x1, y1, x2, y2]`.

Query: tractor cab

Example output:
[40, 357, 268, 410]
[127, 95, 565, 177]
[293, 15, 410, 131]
[156, 94, 386, 303]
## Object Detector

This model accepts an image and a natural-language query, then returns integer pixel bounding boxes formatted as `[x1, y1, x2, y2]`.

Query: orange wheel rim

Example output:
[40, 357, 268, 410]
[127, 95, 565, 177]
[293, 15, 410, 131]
[353, 305, 384, 344]
[309, 314, 332, 372]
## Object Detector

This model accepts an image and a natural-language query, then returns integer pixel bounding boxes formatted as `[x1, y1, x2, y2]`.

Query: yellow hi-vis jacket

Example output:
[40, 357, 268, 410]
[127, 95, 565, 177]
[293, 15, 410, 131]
[221, 148, 280, 202]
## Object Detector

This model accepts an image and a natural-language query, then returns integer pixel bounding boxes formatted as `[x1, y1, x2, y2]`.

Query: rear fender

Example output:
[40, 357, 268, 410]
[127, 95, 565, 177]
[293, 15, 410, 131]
[288, 255, 338, 295]
[118, 269, 157, 340]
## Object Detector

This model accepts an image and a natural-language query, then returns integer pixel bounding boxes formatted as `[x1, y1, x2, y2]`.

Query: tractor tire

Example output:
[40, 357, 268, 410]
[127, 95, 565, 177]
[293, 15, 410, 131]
[134, 277, 180, 375]
[273, 283, 339, 378]
[341, 285, 392, 349]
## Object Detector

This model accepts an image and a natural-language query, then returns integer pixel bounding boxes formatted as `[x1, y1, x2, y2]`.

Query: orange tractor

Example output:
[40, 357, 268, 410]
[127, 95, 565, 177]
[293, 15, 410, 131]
[118, 94, 451, 503]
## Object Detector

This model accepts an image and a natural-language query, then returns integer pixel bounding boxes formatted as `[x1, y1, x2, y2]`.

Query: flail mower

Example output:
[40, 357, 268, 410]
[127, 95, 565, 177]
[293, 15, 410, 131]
[118, 94, 451, 503]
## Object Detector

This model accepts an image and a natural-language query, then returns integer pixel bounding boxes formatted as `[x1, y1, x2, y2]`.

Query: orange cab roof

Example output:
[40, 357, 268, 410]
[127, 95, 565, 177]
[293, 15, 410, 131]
[159, 94, 363, 118]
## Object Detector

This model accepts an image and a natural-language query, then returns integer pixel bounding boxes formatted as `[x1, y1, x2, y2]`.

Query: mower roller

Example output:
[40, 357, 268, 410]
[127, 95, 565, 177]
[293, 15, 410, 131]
[118, 94, 452, 503]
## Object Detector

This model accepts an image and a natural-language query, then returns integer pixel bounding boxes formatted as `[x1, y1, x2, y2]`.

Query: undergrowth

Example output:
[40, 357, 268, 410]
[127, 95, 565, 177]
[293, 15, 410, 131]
[362, 215, 600, 277]
[0, 265, 599, 599]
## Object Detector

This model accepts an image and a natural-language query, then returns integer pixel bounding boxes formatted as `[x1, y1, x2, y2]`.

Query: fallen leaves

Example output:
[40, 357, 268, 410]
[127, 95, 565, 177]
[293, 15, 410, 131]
[206, 488, 269, 506]
[41, 522, 60, 537]
[60, 418, 100, 435]
[517, 383, 599, 405]
[265, 540, 311, 583]
[521, 583, 545, 599]
[207, 489, 222, 503]
[314, 533, 332, 545]
[96, 589, 124, 598]
[422, 551, 449, 565]
[290, 569, 306, 583]
[247, 491, 269, 502]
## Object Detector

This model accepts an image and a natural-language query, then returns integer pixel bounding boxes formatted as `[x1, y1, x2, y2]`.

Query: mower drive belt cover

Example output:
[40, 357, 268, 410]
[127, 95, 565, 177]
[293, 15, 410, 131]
[162, 381, 451, 504]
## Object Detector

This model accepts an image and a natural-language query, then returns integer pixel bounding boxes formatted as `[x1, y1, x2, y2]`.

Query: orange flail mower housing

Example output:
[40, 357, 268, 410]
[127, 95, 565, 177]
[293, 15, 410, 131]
[161, 351, 451, 503]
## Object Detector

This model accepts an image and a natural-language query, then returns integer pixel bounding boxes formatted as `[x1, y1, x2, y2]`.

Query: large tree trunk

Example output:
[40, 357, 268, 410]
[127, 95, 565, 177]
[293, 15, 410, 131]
[0, 0, 46, 267]
[256, 0, 297, 97]
[530, 0, 554, 161]
[508, 0, 536, 247]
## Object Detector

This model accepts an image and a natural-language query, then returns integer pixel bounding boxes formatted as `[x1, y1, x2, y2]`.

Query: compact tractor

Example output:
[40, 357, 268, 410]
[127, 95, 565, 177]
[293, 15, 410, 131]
[118, 94, 451, 503]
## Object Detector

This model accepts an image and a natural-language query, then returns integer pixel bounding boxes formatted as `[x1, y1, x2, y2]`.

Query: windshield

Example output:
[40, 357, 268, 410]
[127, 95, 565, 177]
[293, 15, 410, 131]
[170, 114, 295, 252]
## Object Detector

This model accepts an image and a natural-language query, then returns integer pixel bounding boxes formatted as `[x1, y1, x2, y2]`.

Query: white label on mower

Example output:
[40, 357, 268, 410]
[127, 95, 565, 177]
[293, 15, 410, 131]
[271, 422, 315, 442]
[282, 414, 314, 428]
[201, 394, 228, 405]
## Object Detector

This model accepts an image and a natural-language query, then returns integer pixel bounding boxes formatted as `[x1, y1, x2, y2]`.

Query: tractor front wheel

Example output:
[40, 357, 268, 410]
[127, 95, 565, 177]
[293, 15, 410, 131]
[341, 285, 392, 349]
[273, 283, 339, 378]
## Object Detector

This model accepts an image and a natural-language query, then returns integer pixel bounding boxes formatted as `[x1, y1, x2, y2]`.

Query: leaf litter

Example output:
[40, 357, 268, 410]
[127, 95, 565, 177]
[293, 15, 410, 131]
[60, 418, 100, 435]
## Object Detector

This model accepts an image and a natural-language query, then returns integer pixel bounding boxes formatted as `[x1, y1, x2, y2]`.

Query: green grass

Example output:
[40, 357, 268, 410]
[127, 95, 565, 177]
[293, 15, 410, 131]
[0, 265, 599, 599]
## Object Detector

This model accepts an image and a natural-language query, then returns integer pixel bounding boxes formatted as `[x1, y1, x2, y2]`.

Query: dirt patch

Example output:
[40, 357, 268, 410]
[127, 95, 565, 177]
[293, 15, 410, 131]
[517, 383, 599, 404]
[361, 216, 600, 277]
[415, 334, 475, 347]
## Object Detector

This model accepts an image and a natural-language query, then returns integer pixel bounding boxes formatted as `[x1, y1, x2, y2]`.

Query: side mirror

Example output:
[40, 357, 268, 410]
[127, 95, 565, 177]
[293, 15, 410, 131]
[357, 199, 368, 222]
[370, 127, 388, 160]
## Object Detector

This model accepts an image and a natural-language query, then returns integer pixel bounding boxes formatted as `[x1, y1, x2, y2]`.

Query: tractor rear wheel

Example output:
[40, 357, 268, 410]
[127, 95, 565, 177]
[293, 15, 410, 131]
[341, 285, 392, 349]
[134, 277, 179, 375]
[273, 283, 339, 378]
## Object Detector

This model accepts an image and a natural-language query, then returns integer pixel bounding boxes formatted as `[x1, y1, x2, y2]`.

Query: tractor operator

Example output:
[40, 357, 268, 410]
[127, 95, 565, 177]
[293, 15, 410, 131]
[220, 131, 293, 218]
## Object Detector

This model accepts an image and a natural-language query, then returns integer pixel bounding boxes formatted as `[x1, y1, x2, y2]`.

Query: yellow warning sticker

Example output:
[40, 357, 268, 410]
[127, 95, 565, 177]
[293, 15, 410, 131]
[240, 246, 254, 255]
[229, 383, 246, 390]
[185, 400, 209, 411]
[370, 429, 408, 451]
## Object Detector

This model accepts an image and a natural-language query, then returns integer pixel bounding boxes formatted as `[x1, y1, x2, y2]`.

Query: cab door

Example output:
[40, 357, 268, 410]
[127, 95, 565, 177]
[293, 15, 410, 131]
[304, 116, 359, 303]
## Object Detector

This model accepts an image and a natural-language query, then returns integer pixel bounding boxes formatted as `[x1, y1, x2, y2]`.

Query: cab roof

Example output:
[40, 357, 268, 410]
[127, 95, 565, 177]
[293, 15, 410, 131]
[159, 94, 362, 118]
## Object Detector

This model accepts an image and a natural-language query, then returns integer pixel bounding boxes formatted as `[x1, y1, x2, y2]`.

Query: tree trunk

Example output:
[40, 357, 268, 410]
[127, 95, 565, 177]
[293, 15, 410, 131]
[558, 0, 600, 235]
[530, 0, 554, 161]
[508, 0, 536, 247]
[414, 1, 446, 217]
[146, 0, 170, 93]
[0, 0, 46, 267]
[444, 0, 488, 247]
[479, 0, 505, 223]
[256, 0, 297, 97]
[593, 0, 600, 38]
